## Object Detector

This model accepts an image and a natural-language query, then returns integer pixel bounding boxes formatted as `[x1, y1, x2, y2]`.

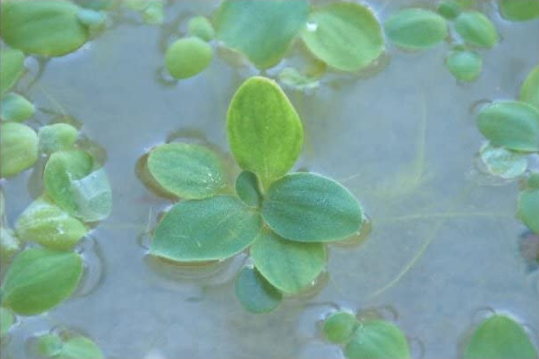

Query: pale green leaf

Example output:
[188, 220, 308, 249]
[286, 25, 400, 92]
[235, 171, 262, 208]
[323, 311, 358, 344]
[518, 188, 539, 234]
[446, 49, 482, 82]
[250, 230, 326, 294]
[1, 93, 35, 122]
[499, 0, 539, 21]
[438, 1, 461, 19]
[0, 122, 38, 178]
[1, 227, 20, 264]
[455, 11, 498, 48]
[147, 143, 226, 199]
[385, 8, 448, 50]
[464, 315, 538, 359]
[1, 307, 15, 337]
[68, 168, 113, 222]
[301, 2, 384, 72]
[124, 0, 163, 25]
[38, 123, 79, 154]
[520, 65, 539, 110]
[480, 143, 528, 179]
[262, 173, 362, 243]
[227, 76, 303, 186]
[151, 195, 262, 262]
[278, 67, 320, 90]
[38, 333, 103, 359]
[0, 48, 25, 96]
[215, 1, 309, 69]
[165, 37, 213, 79]
[344, 320, 411, 359]
[235, 267, 282, 313]
[1, 248, 83, 315]
[188, 16, 215, 42]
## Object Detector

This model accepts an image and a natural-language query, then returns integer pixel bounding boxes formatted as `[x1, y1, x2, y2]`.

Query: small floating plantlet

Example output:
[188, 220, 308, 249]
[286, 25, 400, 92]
[144, 76, 366, 312]
[36, 331, 103, 359]
[454, 11, 498, 49]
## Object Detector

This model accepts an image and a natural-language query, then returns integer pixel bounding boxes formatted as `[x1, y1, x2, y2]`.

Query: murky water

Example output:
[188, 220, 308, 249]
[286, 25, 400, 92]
[2, 1, 538, 358]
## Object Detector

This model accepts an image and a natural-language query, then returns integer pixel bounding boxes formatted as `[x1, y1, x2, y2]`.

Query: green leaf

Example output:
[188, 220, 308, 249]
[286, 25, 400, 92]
[455, 11, 498, 48]
[0, 48, 25, 96]
[384, 8, 448, 50]
[125, 1, 163, 25]
[38, 333, 103, 359]
[151, 195, 262, 262]
[250, 230, 326, 294]
[262, 173, 362, 243]
[323, 311, 358, 344]
[499, 0, 539, 21]
[0, 122, 38, 178]
[278, 67, 320, 91]
[1, 93, 35, 122]
[528, 172, 539, 190]
[147, 143, 227, 199]
[68, 168, 113, 222]
[301, 2, 383, 72]
[518, 188, 539, 234]
[227, 76, 303, 186]
[464, 315, 538, 359]
[165, 37, 213, 80]
[520, 65, 539, 110]
[15, 197, 88, 250]
[188, 16, 215, 42]
[0, 1, 90, 57]
[477, 101, 539, 152]
[215, 1, 308, 69]
[77, 0, 115, 11]
[1, 307, 15, 337]
[76, 8, 107, 33]
[480, 143, 528, 179]
[235, 171, 262, 208]
[38, 123, 79, 154]
[438, 1, 462, 19]
[1, 248, 83, 315]
[1, 227, 21, 264]
[446, 49, 482, 82]
[344, 320, 411, 359]
[235, 267, 282, 313]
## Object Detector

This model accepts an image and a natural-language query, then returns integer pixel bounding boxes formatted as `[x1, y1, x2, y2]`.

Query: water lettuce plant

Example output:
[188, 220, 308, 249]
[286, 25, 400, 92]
[446, 48, 482, 82]
[165, 37, 213, 80]
[37, 332, 103, 359]
[146, 76, 365, 312]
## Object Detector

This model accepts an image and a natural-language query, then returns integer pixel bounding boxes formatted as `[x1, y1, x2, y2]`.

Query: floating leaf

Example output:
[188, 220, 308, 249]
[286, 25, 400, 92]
[528, 172, 539, 190]
[344, 320, 411, 359]
[477, 101, 539, 152]
[38, 333, 103, 359]
[68, 168, 113, 222]
[1, 248, 83, 315]
[518, 188, 539, 234]
[1, 307, 15, 337]
[480, 143, 528, 179]
[151, 195, 262, 262]
[323, 311, 358, 344]
[499, 0, 539, 21]
[1, 227, 20, 264]
[301, 2, 384, 72]
[38, 123, 79, 154]
[235, 267, 282, 313]
[464, 315, 538, 359]
[520, 65, 539, 110]
[15, 197, 88, 250]
[76, 8, 107, 33]
[278, 67, 320, 90]
[385, 8, 448, 50]
[227, 76, 303, 186]
[165, 37, 213, 79]
[0, 122, 38, 178]
[188, 16, 215, 42]
[250, 230, 326, 294]
[235, 171, 262, 208]
[262, 173, 362, 243]
[0, 1, 90, 57]
[215, 1, 308, 69]
[125, 0, 163, 25]
[446, 49, 482, 82]
[0, 48, 25, 96]
[147, 143, 226, 199]
[1, 93, 35, 122]
[455, 11, 498, 48]
[438, 1, 461, 19]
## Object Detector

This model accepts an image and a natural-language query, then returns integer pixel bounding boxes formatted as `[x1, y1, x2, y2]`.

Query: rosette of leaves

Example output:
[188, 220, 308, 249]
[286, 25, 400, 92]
[146, 77, 365, 313]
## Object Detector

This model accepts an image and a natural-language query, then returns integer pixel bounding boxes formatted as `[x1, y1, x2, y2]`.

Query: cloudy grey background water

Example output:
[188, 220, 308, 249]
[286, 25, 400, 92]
[2, 1, 539, 358]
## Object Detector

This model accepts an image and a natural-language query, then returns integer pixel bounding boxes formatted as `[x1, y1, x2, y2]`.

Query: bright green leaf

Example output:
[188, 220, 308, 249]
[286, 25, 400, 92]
[262, 173, 362, 243]
[480, 143, 528, 179]
[477, 101, 539, 152]
[0, 122, 38, 178]
[455, 11, 498, 48]
[520, 65, 539, 110]
[344, 320, 411, 359]
[147, 143, 227, 199]
[188, 16, 215, 42]
[1, 93, 35, 122]
[301, 2, 384, 72]
[1, 227, 20, 264]
[250, 230, 326, 294]
[235, 267, 282, 313]
[464, 315, 538, 359]
[384, 8, 448, 50]
[323, 311, 358, 344]
[446, 49, 482, 82]
[1, 248, 83, 315]
[151, 195, 262, 262]
[518, 188, 539, 234]
[38, 123, 79, 154]
[165, 37, 213, 79]
[438, 1, 461, 19]
[38, 333, 103, 359]
[499, 0, 539, 21]
[0, 48, 25, 96]
[235, 171, 262, 208]
[1, 307, 15, 337]
[227, 76, 303, 186]
[0, 1, 90, 57]
[15, 197, 88, 250]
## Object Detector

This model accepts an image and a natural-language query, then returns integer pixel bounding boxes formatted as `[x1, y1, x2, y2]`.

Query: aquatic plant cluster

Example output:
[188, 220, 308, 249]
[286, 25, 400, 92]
[1, 0, 538, 358]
